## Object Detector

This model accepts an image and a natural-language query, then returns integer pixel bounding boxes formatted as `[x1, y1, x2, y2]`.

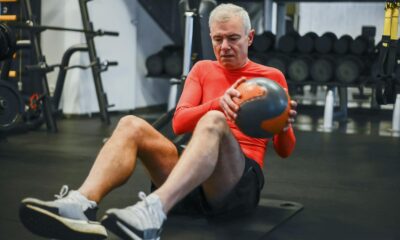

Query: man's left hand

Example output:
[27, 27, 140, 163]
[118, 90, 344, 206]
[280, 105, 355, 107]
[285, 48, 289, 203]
[282, 100, 297, 132]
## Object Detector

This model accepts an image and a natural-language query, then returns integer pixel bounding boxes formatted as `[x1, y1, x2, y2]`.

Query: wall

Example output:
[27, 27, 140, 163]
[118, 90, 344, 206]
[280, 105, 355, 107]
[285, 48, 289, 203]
[298, 2, 384, 43]
[41, 0, 172, 115]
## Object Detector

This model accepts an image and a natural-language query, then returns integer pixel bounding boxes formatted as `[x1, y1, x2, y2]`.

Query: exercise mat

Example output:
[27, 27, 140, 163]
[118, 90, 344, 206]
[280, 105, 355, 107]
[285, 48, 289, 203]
[161, 198, 303, 240]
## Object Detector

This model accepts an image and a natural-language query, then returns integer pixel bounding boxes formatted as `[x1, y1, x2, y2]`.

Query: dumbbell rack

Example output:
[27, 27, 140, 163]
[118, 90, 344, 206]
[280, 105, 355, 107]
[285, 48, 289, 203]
[78, 0, 112, 125]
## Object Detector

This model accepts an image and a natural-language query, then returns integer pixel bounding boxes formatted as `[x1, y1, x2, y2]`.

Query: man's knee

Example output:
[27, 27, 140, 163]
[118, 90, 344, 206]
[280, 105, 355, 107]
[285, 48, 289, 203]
[196, 111, 228, 136]
[115, 115, 148, 140]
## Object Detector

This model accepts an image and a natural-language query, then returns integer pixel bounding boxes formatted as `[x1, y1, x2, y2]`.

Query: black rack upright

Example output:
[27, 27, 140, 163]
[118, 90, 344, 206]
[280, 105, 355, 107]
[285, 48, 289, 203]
[79, 0, 111, 125]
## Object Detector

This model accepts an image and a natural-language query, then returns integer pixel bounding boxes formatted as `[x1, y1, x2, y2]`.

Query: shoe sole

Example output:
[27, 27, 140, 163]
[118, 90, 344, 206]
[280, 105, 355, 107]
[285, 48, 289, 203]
[19, 200, 107, 240]
[102, 213, 161, 240]
[101, 214, 139, 240]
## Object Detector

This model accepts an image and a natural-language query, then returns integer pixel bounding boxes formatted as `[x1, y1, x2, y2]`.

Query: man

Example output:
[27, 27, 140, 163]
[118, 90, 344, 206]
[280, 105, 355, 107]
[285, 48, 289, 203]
[19, 3, 297, 240]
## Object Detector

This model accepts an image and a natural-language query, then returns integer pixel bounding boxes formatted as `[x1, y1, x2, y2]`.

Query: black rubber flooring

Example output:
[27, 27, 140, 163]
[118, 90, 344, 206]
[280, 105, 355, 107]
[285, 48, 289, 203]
[0, 105, 399, 240]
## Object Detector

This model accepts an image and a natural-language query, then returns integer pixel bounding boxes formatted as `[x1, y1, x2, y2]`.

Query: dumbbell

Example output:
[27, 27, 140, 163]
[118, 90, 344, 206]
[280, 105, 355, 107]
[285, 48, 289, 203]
[278, 31, 300, 53]
[335, 55, 365, 84]
[333, 35, 353, 55]
[315, 32, 337, 54]
[296, 32, 318, 54]
[288, 55, 314, 82]
[252, 31, 275, 53]
[310, 55, 336, 82]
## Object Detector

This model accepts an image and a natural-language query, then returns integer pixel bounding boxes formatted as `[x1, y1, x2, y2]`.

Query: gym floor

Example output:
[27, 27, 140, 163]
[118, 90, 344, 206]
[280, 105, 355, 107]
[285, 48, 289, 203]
[0, 104, 399, 240]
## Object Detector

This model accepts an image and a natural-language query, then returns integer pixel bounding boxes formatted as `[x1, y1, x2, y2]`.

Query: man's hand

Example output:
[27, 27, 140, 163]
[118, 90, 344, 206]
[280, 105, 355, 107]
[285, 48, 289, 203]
[220, 77, 247, 121]
[283, 100, 297, 132]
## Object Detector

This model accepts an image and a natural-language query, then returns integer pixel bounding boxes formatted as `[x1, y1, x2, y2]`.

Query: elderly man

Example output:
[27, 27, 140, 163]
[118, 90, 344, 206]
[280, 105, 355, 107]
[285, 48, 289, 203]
[20, 3, 297, 240]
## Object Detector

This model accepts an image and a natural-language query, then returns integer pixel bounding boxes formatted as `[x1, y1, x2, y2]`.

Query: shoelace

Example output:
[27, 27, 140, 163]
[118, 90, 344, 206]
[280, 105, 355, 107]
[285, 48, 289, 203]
[52, 185, 96, 210]
[138, 191, 157, 221]
[54, 185, 69, 199]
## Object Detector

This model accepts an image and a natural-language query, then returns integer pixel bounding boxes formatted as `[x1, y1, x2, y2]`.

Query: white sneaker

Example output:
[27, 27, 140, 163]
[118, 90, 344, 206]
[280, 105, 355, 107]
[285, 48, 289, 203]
[19, 185, 107, 240]
[101, 191, 166, 240]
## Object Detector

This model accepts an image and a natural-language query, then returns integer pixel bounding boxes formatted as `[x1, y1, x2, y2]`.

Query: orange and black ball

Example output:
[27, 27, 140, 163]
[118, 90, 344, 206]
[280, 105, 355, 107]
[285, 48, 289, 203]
[234, 77, 290, 138]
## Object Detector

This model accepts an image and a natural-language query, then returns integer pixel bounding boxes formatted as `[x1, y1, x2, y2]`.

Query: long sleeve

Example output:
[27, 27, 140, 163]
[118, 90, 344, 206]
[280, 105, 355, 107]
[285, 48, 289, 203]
[172, 74, 222, 135]
[273, 127, 296, 158]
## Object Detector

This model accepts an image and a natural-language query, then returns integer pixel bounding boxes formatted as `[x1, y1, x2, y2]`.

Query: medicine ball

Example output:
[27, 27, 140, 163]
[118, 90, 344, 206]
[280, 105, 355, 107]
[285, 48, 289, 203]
[235, 77, 290, 138]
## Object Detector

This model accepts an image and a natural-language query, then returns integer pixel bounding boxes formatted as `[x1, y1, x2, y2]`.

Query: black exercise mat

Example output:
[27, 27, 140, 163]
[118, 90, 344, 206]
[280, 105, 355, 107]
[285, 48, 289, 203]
[161, 199, 303, 240]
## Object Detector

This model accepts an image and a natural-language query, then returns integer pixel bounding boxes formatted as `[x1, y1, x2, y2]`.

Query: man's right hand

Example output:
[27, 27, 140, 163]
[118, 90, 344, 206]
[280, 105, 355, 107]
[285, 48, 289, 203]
[219, 77, 247, 121]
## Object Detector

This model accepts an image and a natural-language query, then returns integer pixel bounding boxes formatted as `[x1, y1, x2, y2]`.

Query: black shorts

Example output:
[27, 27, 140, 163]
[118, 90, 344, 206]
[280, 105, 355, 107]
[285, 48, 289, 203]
[156, 144, 265, 219]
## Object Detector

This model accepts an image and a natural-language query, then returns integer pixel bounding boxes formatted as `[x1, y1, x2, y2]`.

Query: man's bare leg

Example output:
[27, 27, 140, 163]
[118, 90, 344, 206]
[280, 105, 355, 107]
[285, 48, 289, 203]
[78, 115, 179, 203]
[155, 110, 245, 212]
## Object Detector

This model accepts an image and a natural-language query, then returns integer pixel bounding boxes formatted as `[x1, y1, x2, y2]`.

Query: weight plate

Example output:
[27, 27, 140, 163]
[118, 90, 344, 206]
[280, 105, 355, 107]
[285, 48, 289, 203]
[288, 58, 309, 82]
[0, 80, 24, 131]
[0, 24, 17, 61]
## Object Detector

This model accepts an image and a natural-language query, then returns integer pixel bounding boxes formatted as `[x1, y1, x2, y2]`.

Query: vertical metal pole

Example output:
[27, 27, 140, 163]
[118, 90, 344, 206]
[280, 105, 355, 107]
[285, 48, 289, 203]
[264, 0, 273, 32]
[338, 87, 348, 121]
[276, 2, 286, 43]
[323, 88, 335, 131]
[183, 12, 194, 76]
[170, 11, 194, 109]
[23, 0, 58, 132]
[392, 94, 400, 137]
[79, 0, 110, 124]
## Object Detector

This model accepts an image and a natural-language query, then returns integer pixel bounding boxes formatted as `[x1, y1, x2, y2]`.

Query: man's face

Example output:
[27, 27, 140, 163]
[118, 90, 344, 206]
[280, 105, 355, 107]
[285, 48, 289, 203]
[210, 15, 254, 70]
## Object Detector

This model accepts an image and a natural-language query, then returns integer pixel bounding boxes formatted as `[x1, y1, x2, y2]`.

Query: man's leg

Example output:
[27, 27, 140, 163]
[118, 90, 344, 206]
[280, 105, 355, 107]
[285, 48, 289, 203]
[155, 110, 245, 212]
[78, 115, 179, 202]
[101, 111, 247, 239]
[20, 115, 179, 240]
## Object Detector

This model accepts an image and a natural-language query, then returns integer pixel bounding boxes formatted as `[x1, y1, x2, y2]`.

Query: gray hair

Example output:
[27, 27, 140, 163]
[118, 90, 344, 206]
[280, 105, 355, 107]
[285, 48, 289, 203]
[209, 3, 251, 35]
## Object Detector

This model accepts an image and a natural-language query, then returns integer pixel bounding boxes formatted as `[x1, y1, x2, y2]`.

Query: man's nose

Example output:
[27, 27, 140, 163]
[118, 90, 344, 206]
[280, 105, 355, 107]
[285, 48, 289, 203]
[221, 39, 230, 50]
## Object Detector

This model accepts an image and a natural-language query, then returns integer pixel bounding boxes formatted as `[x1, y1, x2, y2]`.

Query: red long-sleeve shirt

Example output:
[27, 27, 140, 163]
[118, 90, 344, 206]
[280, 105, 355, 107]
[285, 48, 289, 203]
[172, 60, 296, 167]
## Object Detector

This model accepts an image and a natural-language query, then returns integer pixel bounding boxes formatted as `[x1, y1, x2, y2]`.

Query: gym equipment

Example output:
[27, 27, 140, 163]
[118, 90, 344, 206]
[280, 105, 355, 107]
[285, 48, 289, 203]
[0, 0, 119, 133]
[335, 55, 365, 84]
[277, 31, 299, 53]
[0, 80, 23, 131]
[375, 1, 400, 105]
[296, 32, 318, 54]
[79, 0, 118, 125]
[234, 78, 290, 138]
[0, 24, 16, 61]
[350, 35, 369, 55]
[395, 65, 400, 84]
[252, 31, 275, 53]
[310, 56, 335, 82]
[249, 52, 267, 65]
[146, 53, 164, 76]
[315, 32, 337, 54]
[163, 46, 183, 77]
[0, 10, 118, 62]
[393, 94, 400, 134]
[164, 53, 183, 77]
[333, 35, 353, 55]
[370, 60, 381, 82]
[146, 45, 183, 77]
[6, 22, 119, 37]
[266, 53, 290, 76]
[162, 198, 303, 239]
[288, 55, 313, 82]
[322, 88, 334, 130]
[198, 0, 217, 60]
[0, 42, 117, 133]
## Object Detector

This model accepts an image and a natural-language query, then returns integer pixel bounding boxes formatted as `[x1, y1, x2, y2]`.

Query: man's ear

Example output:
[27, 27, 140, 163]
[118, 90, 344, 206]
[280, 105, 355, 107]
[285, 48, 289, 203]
[248, 29, 255, 46]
